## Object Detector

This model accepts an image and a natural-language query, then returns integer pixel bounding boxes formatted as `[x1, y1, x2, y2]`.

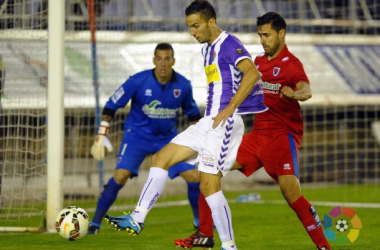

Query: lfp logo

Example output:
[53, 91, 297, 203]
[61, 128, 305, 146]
[322, 206, 362, 245]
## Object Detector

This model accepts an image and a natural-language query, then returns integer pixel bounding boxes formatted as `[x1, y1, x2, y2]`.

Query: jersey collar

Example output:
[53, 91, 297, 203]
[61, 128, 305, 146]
[151, 69, 177, 84]
[269, 45, 289, 61]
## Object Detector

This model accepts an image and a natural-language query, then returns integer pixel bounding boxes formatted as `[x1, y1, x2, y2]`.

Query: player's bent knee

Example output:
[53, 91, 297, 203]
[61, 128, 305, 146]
[113, 169, 131, 185]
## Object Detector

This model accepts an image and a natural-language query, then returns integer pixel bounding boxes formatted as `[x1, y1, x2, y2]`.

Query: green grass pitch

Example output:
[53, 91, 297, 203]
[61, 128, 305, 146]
[0, 184, 379, 250]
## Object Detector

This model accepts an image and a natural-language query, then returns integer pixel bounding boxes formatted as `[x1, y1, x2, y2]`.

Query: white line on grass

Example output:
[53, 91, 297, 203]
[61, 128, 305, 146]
[1, 199, 378, 220]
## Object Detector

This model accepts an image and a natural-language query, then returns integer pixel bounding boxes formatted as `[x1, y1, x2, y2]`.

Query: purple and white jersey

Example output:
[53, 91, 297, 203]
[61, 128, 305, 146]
[202, 31, 268, 117]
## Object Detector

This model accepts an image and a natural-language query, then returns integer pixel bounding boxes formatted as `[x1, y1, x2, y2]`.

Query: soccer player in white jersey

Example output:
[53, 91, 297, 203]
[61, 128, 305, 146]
[105, 1, 267, 249]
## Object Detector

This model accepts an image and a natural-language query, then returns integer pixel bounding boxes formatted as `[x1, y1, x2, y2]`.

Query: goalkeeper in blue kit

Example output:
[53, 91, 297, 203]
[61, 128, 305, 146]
[88, 43, 202, 234]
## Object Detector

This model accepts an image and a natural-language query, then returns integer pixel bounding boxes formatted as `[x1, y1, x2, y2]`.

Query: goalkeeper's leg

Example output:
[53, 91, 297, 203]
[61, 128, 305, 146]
[279, 175, 331, 250]
[89, 170, 130, 234]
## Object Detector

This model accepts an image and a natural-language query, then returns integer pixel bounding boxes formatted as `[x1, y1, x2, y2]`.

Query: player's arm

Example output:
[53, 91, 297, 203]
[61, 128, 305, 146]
[280, 81, 312, 102]
[212, 58, 260, 128]
[91, 78, 136, 161]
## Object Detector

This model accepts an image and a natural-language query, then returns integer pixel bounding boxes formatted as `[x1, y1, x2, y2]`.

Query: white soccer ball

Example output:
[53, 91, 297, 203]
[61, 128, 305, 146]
[55, 206, 90, 240]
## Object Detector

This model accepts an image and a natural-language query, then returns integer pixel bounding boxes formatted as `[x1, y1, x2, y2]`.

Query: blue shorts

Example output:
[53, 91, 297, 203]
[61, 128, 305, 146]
[116, 132, 196, 179]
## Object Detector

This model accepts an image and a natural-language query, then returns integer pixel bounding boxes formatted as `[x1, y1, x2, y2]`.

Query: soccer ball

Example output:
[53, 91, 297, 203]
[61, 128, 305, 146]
[55, 206, 90, 240]
[335, 219, 349, 232]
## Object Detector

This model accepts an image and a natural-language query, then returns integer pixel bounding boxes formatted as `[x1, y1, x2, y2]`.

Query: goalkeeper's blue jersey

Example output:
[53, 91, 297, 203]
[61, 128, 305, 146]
[104, 69, 201, 140]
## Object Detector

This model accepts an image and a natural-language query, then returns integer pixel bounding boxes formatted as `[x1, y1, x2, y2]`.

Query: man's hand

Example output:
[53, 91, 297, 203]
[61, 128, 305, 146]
[91, 121, 113, 161]
[212, 105, 235, 129]
[280, 82, 312, 102]
[280, 86, 295, 99]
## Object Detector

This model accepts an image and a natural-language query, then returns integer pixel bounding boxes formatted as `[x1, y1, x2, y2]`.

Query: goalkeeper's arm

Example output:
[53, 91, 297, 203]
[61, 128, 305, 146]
[90, 109, 115, 161]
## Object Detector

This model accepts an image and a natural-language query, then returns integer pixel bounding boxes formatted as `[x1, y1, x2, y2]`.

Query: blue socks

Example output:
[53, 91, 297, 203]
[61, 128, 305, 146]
[187, 182, 200, 227]
[91, 177, 124, 226]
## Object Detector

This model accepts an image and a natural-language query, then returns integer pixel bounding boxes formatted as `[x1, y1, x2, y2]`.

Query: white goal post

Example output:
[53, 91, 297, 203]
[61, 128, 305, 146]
[46, 0, 65, 233]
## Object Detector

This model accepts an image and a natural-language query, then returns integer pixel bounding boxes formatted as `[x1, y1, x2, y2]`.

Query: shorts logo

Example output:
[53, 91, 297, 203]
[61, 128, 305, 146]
[283, 163, 291, 170]
[202, 154, 215, 167]
[237, 48, 243, 54]
[173, 89, 181, 98]
[273, 67, 281, 76]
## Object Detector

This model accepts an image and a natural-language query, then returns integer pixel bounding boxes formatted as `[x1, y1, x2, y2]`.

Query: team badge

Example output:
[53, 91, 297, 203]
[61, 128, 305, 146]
[237, 48, 243, 54]
[173, 89, 181, 98]
[273, 67, 281, 76]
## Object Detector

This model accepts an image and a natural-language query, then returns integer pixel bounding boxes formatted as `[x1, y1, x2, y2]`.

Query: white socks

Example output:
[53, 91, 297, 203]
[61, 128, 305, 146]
[205, 190, 236, 248]
[131, 167, 168, 223]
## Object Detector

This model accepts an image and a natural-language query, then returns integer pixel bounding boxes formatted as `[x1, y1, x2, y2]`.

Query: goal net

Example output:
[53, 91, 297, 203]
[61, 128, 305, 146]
[0, 0, 379, 231]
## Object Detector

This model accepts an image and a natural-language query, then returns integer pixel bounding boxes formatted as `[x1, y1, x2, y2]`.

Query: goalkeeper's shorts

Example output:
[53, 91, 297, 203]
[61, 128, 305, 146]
[116, 133, 196, 179]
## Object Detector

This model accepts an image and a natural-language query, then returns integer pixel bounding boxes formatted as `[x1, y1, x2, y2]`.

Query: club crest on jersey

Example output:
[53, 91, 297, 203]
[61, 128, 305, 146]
[273, 67, 281, 76]
[173, 89, 181, 98]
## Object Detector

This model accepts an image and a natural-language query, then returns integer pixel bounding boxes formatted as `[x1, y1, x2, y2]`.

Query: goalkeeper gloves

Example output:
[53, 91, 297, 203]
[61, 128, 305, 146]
[91, 121, 114, 161]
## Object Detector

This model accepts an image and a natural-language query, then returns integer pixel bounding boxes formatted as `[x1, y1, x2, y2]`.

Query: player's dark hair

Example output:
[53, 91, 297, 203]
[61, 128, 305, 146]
[185, 0, 216, 21]
[154, 43, 174, 57]
[257, 12, 287, 33]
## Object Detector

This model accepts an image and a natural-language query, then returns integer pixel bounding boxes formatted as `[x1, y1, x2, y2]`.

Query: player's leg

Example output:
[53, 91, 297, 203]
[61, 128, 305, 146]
[175, 131, 262, 248]
[105, 117, 213, 236]
[131, 143, 197, 220]
[174, 190, 215, 249]
[198, 115, 244, 250]
[105, 142, 198, 234]
[201, 172, 236, 249]
[89, 134, 147, 234]
[269, 134, 331, 249]
[88, 169, 132, 234]
[169, 164, 200, 229]
[106, 143, 197, 233]
[279, 175, 331, 250]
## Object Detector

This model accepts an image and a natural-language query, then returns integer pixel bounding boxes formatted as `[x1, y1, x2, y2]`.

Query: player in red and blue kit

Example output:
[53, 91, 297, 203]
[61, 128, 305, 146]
[175, 12, 331, 250]
[88, 43, 202, 234]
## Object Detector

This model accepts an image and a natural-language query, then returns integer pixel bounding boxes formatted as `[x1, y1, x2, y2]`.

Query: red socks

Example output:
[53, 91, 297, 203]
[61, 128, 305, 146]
[198, 192, 214, 237]
[290, 195, 331, 249]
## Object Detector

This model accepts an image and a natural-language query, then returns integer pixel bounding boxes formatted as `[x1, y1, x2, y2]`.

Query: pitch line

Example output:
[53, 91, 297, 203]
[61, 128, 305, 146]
[1, 199, 378, 220]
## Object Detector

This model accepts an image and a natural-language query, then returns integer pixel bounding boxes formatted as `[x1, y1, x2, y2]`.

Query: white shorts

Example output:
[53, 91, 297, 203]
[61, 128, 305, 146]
[171, 115, 244, 176]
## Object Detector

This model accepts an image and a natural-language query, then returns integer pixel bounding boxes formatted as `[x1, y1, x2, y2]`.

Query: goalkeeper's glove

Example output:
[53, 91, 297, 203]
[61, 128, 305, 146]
[91, 121, 114, 161]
